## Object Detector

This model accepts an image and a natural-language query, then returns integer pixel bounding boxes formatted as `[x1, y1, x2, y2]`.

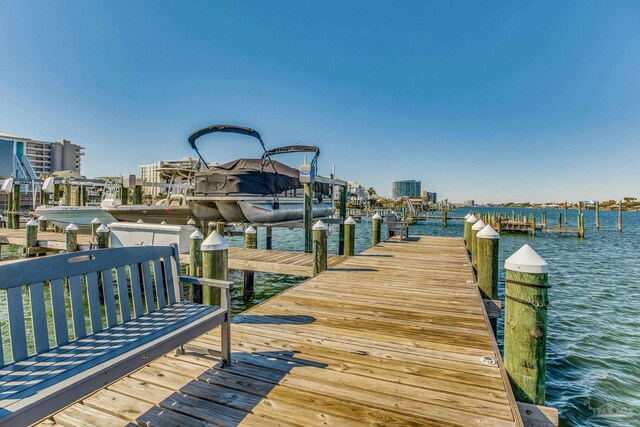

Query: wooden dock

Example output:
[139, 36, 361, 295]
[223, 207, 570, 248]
[39, 235, 525, 426]
[0, 228, 92, 254]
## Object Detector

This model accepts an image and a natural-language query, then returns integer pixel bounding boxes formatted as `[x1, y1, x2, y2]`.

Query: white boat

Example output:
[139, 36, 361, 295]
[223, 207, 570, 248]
[186, 124, 334, 224]
[34, 205, 116, 232]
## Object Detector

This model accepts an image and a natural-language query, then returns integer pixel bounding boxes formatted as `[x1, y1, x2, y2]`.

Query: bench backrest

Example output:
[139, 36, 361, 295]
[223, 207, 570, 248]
[0, 245, 183, 367]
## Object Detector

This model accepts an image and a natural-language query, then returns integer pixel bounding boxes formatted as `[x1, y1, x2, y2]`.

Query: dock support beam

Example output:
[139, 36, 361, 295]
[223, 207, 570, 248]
[96, 224, 110, 249]
[504, 244, 549, 405]
[312, 220, 327, 276]
[189, 229, 203, 303]
[338, 186, 347, 255]
[304, 183, 313, 253]
[344, 216, 356, 256]
[65, 223, 78, 253]
[371, 213, 382, 245]
[243, 226, 257, 298]
[201, 231, 229, 306]
[266, 226, 273, 250]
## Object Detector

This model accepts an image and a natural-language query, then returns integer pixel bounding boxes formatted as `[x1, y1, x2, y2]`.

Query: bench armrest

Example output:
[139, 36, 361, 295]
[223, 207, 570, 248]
[179, 275, 234, 290]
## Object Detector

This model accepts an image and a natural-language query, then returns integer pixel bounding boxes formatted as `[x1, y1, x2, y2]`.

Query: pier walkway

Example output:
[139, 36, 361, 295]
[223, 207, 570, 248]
[37, 236, 522, 426]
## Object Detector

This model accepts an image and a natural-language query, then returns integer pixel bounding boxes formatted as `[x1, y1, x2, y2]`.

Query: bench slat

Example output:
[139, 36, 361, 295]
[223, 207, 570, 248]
[115, 266, 131, 323]
[128, 264, 144, 318]
[86, 272, 103, 334]
[152, 260, 167, 309]
[68, 275, 87, 339]
[101, 269, 117, 327]
[50, 278, 69, 346]
[29, 282, 49, 353]
[163, 256, 179, 304]
[6, 286, 28, 362]
[141, 261, 155, 313]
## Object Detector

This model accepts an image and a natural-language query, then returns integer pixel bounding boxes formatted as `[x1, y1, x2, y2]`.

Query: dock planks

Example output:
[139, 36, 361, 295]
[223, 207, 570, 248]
[37, 236, 522, 426]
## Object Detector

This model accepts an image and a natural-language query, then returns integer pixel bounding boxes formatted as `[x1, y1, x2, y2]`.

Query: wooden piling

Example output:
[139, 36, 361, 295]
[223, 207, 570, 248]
[464, 215, 478, 253]
[312, 220, 327, 276]
[38, 215, 48, 232]
[64, 182, 71, 206]
[207, 221, 216, 237]
[344, 216, 356, 256]
[564, 202, 567, 224]
[96, 224, 110, 249]
[531, 215, 536, 237]
[266, 226, 273, 250]
[11, 183, 20, 229]
[133, 185, 143, 205]
[120, 185, 129, 205]
[476, 225, 499, 300]
[618, 200, 622, 232]
[338, 186, 347, 255]
[91, 217, 101, 241]
[304, 182, 313, 253]
[578, 214, 584, 238]
[471, 219, 486, 270]
[53, 182, 60, 204]
[216, 222, 226, 236]
[371, 213, 382, 245]
[189, 229, 204, 303]
[243, 225, 257, 297]
[595, 201, 600, 229]
[558, 213, 562, 230]
[74, 186, 81, 207]
[442, 209, 448, 227]
[201, 231, 229, 306]
[504, 244, 549, 405]
[65, 223, 78, 253]
[25, 219, 38, 256]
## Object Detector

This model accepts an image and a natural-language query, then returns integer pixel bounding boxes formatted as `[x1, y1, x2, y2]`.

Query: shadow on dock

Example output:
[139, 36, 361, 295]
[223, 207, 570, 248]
[233, 314, 315, 325]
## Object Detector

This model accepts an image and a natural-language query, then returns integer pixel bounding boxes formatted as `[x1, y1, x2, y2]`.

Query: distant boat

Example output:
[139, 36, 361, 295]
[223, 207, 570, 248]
[34, 205, 116, 232]
[186, 124, 334, 224]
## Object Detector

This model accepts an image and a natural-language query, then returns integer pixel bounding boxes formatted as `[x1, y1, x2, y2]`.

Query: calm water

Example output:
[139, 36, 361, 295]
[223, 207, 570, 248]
[1, 208, 638, 425]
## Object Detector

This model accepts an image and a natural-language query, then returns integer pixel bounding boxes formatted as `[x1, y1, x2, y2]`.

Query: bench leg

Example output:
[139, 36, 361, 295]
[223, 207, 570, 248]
[221, 317, 231, 367]
[175, 345, 185, 356]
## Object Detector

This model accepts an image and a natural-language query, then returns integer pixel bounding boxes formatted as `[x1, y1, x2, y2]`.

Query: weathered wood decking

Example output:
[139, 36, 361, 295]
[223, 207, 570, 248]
[0, 229, 93, 252]
[36, 236, 522, 427]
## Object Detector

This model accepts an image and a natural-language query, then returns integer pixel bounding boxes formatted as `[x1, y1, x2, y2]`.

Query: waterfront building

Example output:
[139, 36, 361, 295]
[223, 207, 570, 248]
[421, 190, 437, 203]
[464, 200, 475, 207]
[0, 131, 84, 179]
[392, 179, 421, 199]
[137, 157, 204, 196]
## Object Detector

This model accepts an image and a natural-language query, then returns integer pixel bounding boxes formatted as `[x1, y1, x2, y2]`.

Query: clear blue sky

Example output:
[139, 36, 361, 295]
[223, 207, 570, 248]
[1, 1, 639, 203]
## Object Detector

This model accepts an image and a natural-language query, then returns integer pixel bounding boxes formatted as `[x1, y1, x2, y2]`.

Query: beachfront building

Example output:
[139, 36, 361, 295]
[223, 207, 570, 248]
[392, 179, 421, 199]
[137, 157, 203, 196]
[0, 131, 84, 179]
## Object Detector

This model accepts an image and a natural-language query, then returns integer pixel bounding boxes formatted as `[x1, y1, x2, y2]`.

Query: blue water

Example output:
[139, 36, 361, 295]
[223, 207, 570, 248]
[1, 208, 637, 425]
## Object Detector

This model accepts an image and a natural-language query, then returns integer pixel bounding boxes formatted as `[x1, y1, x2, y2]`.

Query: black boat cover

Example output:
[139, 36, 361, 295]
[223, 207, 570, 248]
[194, 159, 331, 197]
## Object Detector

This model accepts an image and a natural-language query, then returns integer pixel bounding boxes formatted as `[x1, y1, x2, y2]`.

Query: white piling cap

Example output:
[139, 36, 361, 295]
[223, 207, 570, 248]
[136, 219, 145, 224]
[160, 221, 168, 225]
[38, 215, 47, 221]
[477, 225, 499, 240]
[466, 214, 478, 223]
[26, 219, 38, 226]
[65, 223, 78, 232]
[91, 217, 102, 224]
[372, 213, 382, 220]
[504, 244, 549, 274]
[201, 230, 229, 251]
[313, 220, 327, 230]
[190, 229, 204, 239]
[187, 218, 196, 226]
[245, 225, 257, 234]
[96, 224, 110, 233]
[344, 216, 356, 225]
[464, 213, 471, 219]
[472, 219, 486, 231]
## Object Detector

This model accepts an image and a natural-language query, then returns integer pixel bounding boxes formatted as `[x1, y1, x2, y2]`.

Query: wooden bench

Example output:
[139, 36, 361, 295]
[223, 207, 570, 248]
[386, 214, 410, 239]
[0, 244, 232, 426]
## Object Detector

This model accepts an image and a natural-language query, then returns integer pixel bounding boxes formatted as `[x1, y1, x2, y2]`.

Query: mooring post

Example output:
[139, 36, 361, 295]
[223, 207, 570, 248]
[532, 214, 536, 237]
[207, 221, 216, 237]
[53, 182, 60, 204]
[503, 244, 549, 405]
[618, 200, 623, 232]
[201, 231, 229, 306]
[65, 223, 78, 253]
[541, 212, 546, 226]
[558, 213, 562, 230]
[243, 225, 257, 298]
[442, 208, 448, 227]
[371, 212, 383, 245]
[133, 185, 143, 205]
[120, 185, 129, 206]
[25, 218, 38, 256]
[344, 216, 356, 256]
[312, 220, 327, 276]
[63, 182, 71, 206]
[38, 215, 48, 232]
[595, 201, 600, 229]
[91, 217, 101, 242]
[579, 213, 584, 238]
[477, 224, 499, 333]
[338, 185, 347, 255]
[216, 222, 226, 236]
[11, 183, 20, 229]
[6, 190, 13, 229]
[471, 219, 486, 270]
[74, 186, 81, 207]
[564, 202, 568, 224]
[266, 226, 273, 250]
[96, 224, 110, 249]
[304, 182, 313, 253]
[187, 217, 197, 230]
[189, 229, 203, 303]
[464, 214, 478, 253]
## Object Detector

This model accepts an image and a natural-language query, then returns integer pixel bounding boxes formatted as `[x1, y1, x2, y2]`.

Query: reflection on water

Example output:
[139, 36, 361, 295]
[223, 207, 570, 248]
[1, 207, 638, 426]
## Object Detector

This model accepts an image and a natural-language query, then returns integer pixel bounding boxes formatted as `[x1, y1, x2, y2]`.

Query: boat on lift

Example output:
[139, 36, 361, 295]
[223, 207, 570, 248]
[186, 124, 334, 224]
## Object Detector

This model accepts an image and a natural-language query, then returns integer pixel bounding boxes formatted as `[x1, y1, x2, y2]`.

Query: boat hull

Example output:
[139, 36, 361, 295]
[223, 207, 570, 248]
[34, 206, 116, 232]
[238, 200, 334, 223]
[103, 205, 192, 225]
[186, 198, 224, 222]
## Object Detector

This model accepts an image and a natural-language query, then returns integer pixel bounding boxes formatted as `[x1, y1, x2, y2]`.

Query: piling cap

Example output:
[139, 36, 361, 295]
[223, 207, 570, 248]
[313, 220, 327, 230]
[160, 221, 168, 225]
[472, 219, 486, 231]
[96, 224, 110, 233]
[65, 223, 78, 232]
[187, 218, 196, 226]
[91, 217, 102, 224]
[372, 213, 382, 220]
[344, 216, 356, 225]
[26, 218, 38, 226]
[504, 244, 549, 274]
[201, 230, 229, 251]
[190, 229, 204, 239]
[477, 225, 499, 240]
[136, 219, 145, 224]
[464, 213, 471, 219]
[38, 215, 47, 221]
[245, 225, 257, 234]
[466, 214, 478, 223]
